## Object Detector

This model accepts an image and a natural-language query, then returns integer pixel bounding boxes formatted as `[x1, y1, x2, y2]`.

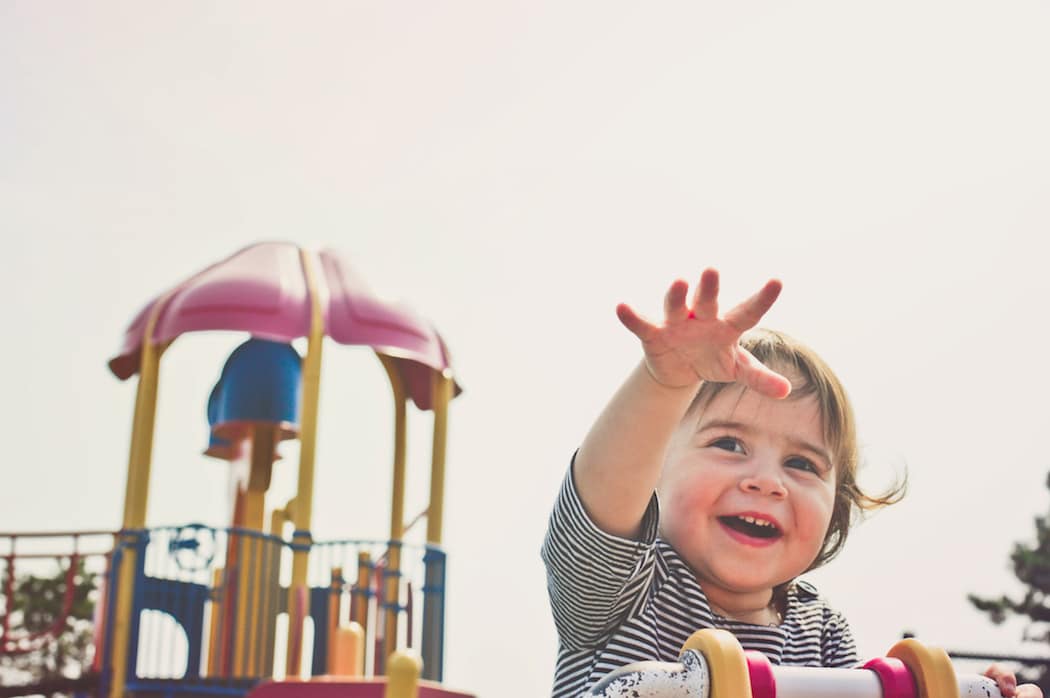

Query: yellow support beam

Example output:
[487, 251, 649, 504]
[351, 551, 372, 639]
[382, 544, 402, 669]
[233, 427, 275, 677]
[326, 566, 344, 673]
[286, 247, 326, 677]
[110, 305, 167, 698]
[378, 354, 408, 545]
[425, 371, 454, 546]
[270, 498, 296, 539]
[378, 354, 409, 669]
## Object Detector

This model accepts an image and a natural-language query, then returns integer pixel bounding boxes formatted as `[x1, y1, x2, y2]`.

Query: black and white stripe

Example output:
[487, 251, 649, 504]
[542, 467, 858, 698]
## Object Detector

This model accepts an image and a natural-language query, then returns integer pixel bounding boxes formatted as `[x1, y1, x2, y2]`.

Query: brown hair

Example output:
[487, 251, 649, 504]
[688, 329, 906, 571]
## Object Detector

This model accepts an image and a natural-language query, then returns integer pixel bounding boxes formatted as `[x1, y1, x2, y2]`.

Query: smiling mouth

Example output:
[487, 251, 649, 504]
[718, 515, 782, 540]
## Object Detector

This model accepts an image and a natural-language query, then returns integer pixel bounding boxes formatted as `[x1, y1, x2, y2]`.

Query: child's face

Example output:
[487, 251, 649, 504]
[658, 383, 836, 598]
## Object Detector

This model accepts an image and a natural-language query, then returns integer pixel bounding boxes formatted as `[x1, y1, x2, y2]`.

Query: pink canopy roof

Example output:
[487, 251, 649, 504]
[108, 242, 460, 410]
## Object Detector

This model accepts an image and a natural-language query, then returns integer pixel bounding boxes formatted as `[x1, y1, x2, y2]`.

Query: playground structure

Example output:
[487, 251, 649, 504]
[2, 241, 472, 698]
[0, 241, 1032, 698]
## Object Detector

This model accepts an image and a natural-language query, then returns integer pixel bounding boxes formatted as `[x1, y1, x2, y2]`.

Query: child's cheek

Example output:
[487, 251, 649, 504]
[667, 478, 713, 524]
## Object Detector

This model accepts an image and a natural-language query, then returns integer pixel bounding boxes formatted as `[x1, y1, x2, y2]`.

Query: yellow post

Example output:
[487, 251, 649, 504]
[377, 356, 409, 546]
[205, 567, 225, 677]
[270, 498, 295, 539]
[233, 427, 275, 677]
[264, 496, 293, 674]
[328, 566, 343, 652]
[384, 652, 422, 698]
[269, 510, 285, 539]
[263, 500, 293, 676]
[109, 308, 167, 698]
[381, 545, 402, 671]
[108, 549, 139, 698]
[328, 622, 365, 677]
[425, 371, 454, 546]
[243, 426, 275, 530]
[351, 551, 372, 642]
[378, 355, 408, 668]
[420, 370, 453, 680]
[286, 247, 325, 677]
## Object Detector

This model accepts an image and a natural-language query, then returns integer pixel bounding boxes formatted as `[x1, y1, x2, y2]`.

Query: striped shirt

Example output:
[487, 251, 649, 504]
[542, 466, 857, 698]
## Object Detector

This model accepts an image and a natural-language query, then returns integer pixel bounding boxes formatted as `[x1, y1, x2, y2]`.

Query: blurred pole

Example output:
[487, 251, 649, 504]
[421, 370, 453, 681]
[286, 248, 325, 677]
[110, 303, 167, 698]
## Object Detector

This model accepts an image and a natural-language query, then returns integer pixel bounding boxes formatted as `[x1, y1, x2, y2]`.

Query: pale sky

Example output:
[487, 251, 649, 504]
[3, 2, 1050, 697]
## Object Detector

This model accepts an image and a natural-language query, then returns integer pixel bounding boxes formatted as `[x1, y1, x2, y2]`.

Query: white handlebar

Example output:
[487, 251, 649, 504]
[588, 637, 1005, 698]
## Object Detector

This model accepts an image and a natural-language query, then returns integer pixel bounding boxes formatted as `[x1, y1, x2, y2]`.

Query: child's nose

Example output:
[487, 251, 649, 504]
[739, 466, 787, 498]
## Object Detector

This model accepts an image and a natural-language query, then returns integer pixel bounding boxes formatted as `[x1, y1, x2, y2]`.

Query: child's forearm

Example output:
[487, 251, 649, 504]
[574, 271, 786, 538]
[574, 361, 699, 539]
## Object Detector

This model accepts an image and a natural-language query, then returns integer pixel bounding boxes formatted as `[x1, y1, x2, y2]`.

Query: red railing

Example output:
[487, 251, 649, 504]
[0, 530, 116, 657]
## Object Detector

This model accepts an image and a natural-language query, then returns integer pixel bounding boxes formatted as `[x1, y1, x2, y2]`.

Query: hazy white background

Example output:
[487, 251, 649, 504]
[3, 2, 1050, 696]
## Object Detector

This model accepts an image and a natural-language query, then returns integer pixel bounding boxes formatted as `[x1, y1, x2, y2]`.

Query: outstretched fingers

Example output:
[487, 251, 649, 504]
[690, 268, 720, 320]
[723, 279, 783, 333]
[734, 346, 792, 399]
[616, 303, 660, 342]
[664, 279, 692, 323]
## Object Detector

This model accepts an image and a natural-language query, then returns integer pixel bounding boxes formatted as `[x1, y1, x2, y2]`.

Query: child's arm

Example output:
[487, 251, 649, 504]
[573, 269, 792, 539]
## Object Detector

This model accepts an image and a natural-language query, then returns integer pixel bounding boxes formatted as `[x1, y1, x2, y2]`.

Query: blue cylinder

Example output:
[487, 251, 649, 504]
[203, 380, 240, 460]
[211, 338, 302, 441]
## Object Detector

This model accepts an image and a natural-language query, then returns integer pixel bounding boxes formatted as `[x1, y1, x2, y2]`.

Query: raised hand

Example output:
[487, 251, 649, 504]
[615, 268, 791, 398]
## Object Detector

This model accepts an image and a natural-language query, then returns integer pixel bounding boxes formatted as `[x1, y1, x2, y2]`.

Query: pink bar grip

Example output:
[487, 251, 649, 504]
[747, 651, 777, 698]
[864, 657, 918, 698]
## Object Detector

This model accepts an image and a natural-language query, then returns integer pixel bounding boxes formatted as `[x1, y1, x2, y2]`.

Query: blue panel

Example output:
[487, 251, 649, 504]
[136, 577, 210, 679]
[205, 380, 235, 456]
[214, 339, 302, 430]
[309, 586, 331, 676]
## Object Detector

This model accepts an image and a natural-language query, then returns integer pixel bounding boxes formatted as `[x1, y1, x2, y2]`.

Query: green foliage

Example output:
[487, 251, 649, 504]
[969, 473, 1050, 690]
[0, 557, 99, 686]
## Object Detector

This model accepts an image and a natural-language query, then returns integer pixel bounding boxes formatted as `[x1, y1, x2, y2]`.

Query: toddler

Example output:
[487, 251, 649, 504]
[542, 270, 1038, 698]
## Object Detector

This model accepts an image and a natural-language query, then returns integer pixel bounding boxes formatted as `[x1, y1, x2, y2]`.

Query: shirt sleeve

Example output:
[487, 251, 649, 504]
[540, 459, 660, 651]
[821, 607, 859, 667]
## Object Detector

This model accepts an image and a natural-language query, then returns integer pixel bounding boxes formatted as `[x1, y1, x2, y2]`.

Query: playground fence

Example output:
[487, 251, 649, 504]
[99, 525, 444, 698]
[1, 530, 114, 660]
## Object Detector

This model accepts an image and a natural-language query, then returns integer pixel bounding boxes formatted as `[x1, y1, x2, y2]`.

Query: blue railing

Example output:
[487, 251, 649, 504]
[101, 525, 445, 698]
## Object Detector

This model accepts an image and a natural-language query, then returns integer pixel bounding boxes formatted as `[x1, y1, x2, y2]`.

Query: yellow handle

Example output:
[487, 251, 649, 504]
[888, 638, 959, 698]
[681, 628, 750, 698]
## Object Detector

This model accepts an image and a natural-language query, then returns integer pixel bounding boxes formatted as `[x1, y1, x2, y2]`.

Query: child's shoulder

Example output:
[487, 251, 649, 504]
[791, 579, 821, 601]
[787, 579, 847, 621]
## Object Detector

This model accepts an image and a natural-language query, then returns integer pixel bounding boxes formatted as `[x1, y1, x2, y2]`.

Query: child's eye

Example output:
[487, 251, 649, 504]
[710, 437, 745, 454]
[785, 456, 820, 475]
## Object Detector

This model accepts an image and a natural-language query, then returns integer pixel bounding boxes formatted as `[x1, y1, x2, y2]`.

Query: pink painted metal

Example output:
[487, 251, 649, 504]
[248, 678, 475, 698]
[746, 650, 777, 698]
[863, 657, 918, 698]
[108, 242, 460, 410]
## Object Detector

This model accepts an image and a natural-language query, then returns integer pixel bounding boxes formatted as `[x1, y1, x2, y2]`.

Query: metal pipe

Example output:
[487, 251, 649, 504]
[286, 247, 326, 677]
[424, 371, 453, 546]
[110, 300, 167, 698]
